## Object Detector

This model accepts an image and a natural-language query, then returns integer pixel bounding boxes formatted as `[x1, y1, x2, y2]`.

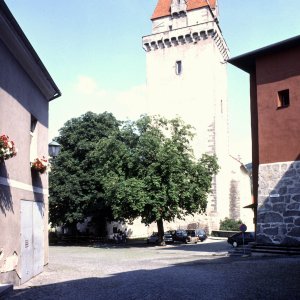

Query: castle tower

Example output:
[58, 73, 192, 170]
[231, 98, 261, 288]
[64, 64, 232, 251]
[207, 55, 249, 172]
[142, 0, 231, 231]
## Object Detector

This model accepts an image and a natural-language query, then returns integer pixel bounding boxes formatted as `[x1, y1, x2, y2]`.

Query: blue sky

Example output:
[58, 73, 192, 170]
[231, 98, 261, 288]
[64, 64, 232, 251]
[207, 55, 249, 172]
[5, 0, 300, 162]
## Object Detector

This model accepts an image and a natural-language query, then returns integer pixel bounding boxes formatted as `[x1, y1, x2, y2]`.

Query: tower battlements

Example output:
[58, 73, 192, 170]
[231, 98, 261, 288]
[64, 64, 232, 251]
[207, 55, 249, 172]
[142, 22, 229, 60]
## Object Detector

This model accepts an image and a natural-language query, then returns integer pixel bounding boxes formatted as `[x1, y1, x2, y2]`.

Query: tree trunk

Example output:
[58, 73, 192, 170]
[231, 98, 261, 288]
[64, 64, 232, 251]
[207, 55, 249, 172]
[68, 222, 78, 236]
[157, 218, 165, 246]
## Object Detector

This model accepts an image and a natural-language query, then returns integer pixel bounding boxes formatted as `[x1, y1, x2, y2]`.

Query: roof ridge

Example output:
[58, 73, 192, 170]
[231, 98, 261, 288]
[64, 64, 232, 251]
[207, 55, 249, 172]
[151, 0, 216, 20]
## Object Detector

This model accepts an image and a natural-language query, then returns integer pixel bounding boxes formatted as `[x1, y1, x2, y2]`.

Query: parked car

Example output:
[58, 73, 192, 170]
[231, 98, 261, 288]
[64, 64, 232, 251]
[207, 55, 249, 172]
[186, 229, 207, 242]
[147, 232, 174, 244]
[185, 234, 199, 244]
[172, 230, 188, 243]
[227, 232, 255, 247]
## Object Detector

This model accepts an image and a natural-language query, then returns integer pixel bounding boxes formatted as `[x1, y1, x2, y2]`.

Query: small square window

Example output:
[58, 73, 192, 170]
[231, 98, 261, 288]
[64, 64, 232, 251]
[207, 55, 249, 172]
[277, 89, 290, 108]
[175, 60, 182, 75]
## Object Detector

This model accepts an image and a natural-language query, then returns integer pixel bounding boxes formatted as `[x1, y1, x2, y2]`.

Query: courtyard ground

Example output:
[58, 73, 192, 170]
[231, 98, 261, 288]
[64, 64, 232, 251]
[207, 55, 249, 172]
[7, 239, 300, 299]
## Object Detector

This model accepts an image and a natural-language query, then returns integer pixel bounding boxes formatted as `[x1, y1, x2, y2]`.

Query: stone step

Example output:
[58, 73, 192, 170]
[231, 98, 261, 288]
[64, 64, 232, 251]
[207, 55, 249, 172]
[251, 248, 300, 255]
[251, 244, 300, 250]
[250, 243, 300, 255]
[0, 284, 13, 299]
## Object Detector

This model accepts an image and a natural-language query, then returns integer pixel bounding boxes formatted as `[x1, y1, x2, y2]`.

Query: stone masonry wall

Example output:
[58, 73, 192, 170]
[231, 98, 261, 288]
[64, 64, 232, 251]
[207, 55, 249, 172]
[257, 161, 300, 245]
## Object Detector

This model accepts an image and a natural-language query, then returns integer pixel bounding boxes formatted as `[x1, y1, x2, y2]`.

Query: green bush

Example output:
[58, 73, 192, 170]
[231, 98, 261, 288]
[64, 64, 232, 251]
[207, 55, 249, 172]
[219, 217, 243, 231]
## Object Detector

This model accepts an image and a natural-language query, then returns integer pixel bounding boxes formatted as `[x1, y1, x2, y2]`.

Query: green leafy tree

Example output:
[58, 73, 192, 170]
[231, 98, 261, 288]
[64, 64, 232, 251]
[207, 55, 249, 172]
[49, 111, 120, 231]
[99, 115, 219, 244]
[50, 113, 219, 243]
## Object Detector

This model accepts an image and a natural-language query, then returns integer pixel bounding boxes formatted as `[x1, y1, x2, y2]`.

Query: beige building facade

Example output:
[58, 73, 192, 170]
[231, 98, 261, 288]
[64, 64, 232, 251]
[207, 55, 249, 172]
[141, 0, 248, 233]
[0, 2, 60, 285]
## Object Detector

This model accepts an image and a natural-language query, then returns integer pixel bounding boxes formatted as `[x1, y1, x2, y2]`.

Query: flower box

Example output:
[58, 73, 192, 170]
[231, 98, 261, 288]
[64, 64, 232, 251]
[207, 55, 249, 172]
[0, 134, 17, 161]
[31, 156, 48, 174]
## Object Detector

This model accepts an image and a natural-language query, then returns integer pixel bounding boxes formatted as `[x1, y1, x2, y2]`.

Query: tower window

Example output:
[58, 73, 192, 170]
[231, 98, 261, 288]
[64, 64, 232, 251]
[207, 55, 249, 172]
[175, 60, 182, 75]
[277, 89, 290, 108]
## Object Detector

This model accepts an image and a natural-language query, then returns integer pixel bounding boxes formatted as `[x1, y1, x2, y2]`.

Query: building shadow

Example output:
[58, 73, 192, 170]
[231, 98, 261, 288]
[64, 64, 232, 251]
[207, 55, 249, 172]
[9, 255, 300, 299]
[31, 169, 45, 215]
[0, 74, 48, 129]
[257, 156, 300, 245]
[0, 161, 13, 215]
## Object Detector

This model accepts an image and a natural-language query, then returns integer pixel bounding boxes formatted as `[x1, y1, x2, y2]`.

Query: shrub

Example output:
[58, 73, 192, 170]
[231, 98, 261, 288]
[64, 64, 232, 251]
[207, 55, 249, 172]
[219, 217, 243, 231]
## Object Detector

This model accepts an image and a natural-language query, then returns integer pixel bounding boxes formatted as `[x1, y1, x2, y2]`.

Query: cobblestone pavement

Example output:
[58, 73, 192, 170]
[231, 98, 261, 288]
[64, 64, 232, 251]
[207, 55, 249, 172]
[7, 239, 300, 300]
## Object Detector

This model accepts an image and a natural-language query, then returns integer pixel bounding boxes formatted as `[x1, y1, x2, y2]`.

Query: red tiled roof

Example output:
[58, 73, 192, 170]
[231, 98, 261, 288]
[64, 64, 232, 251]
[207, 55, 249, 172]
[151, 0, 216, 20]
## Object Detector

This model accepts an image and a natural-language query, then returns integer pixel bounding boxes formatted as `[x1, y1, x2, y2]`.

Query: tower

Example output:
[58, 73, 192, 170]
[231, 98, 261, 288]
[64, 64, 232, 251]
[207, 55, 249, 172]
[142, 0, 231, 231]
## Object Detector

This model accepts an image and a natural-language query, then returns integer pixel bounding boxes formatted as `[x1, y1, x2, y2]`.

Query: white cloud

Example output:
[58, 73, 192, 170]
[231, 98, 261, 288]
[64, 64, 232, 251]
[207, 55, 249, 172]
[114, 84, 147, 120]
[50, 75, 252, 164]
[49, 75, 148, 141]
[75, 75, 98, 94]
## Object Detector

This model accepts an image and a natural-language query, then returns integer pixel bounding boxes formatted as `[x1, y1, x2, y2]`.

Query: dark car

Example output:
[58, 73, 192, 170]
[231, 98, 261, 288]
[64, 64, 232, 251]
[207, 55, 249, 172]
[164, 231, 175, 243]
[227, 232, 255, 247]
[147, 232, 174, 244]
[172, 230, 188, 243]
[186, 229, 207, 242]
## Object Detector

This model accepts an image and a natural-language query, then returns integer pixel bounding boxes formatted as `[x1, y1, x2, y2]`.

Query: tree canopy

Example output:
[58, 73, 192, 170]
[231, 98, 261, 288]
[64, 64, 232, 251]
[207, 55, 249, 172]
[49, 112, 219, 242]
[98, 115, 219, 242]
[49, 111, 119, 233]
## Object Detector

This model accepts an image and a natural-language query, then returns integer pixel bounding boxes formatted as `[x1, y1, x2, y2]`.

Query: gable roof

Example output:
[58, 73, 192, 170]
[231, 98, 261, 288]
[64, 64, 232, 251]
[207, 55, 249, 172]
[228, 35, 300, 73]
[152, 0, 216, 20]
[0, 0, 61, 101]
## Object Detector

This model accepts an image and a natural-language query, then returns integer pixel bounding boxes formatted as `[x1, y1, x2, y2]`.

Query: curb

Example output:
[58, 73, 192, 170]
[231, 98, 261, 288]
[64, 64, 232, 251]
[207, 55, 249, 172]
[209, 237, 228, 240]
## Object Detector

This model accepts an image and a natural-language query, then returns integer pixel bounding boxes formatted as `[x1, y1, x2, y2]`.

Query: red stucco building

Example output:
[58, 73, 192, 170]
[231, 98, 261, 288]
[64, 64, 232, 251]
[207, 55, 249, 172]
[229, 36, 300, 246]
